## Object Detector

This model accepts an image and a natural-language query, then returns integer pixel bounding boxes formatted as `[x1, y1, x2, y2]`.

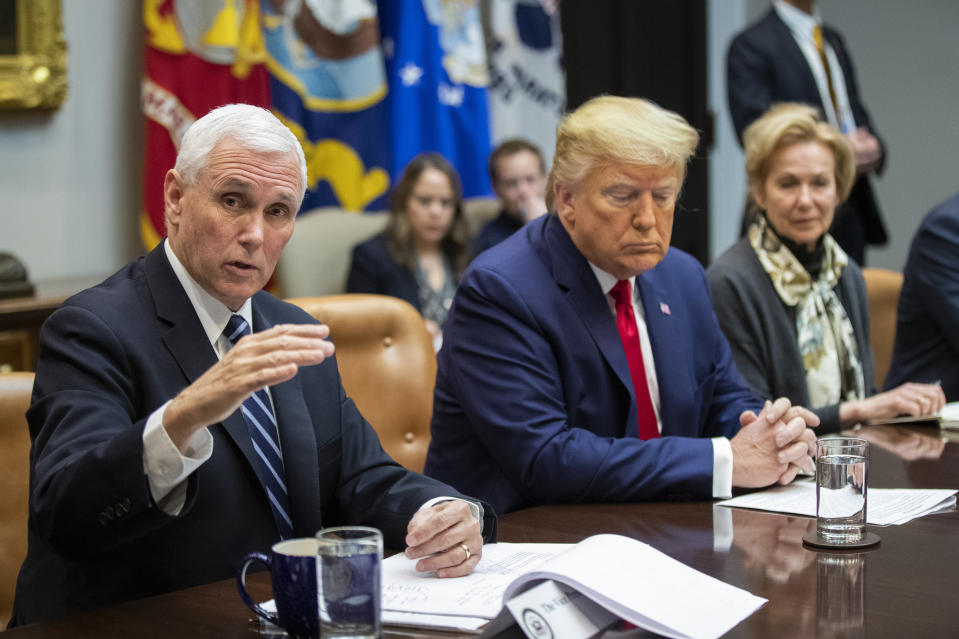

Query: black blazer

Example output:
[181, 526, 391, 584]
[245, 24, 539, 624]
[11, 243, 495, 625]
[346, 234, 421, 310]
[726, 9, 887, 250]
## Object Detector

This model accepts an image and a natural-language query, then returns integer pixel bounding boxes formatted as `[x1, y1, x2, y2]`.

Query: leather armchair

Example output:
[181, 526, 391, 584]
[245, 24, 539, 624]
[862, 268, 903, 389]
[0, 372, 33, 628]
[286, 295, 435, 472]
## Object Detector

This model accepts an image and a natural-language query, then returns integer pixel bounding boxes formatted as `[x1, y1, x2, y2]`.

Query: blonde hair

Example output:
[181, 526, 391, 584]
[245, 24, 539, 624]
[546, 95, 699, 209]
[744, 102, 855, 205]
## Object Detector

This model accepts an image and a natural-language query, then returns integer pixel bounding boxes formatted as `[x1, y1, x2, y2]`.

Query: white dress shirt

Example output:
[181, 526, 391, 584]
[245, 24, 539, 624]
[774, 0, 857, 134]
[588, 263, 734, 498]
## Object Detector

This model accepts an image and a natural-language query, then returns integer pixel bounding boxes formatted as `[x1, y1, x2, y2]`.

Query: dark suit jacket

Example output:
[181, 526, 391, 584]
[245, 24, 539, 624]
[11, 243, 495, 625]
[726, 8, 887, 254]
[474, 210, 523, 257]
[424, 215, 762, 515]
[346, 234, 420, 310]
[885, 192, 959, 400]
[708, 237, 874, 433]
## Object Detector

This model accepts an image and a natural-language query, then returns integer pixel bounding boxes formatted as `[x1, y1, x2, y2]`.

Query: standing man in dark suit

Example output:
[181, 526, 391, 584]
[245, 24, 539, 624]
[885, 192, 959, 401]
[727, 0, 885, 264]
[424, 96, 819, 516]
[11, 104, 493, 626]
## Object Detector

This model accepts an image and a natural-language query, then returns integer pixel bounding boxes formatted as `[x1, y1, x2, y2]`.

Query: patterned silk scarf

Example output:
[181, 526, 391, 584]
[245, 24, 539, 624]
[748, 217, 865, 406]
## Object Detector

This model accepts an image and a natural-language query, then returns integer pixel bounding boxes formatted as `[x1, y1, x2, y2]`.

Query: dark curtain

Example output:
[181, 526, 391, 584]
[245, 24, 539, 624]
[560, 0, 710, 265]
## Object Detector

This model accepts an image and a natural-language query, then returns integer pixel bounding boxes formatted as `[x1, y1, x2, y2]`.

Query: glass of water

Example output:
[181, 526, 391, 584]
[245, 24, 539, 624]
[815, 437, 868, 544]
[316, 526, 382, 639]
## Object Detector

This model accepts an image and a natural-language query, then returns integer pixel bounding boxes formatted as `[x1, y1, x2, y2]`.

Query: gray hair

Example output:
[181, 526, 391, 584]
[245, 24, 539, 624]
[174, 104, 308, 201]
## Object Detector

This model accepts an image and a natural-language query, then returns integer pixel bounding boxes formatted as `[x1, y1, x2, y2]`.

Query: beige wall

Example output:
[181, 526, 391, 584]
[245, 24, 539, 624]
[0, 0, 143, 283]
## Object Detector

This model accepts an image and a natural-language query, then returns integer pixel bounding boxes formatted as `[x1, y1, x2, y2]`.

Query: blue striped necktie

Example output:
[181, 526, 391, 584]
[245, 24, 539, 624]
[223, 315, 294, 539]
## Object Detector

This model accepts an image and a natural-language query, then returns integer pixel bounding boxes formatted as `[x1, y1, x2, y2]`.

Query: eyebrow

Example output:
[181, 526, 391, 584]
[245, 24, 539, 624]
[218, 178, 298, 205]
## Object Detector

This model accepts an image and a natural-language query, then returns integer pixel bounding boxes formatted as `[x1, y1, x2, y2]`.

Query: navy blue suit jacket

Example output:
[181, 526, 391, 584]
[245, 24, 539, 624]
[474, 210, 523, 257]
[424, 215, 762, 515]
[885, 192, 959, 400]
[346, 234, 420, 311]
[11, 244, 494, 625]
[726, 8, 887, 252]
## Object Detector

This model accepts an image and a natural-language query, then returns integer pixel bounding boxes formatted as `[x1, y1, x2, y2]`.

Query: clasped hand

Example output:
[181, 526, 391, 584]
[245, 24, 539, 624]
[732, 398, 819, 488]
[163, 323, 335, 449]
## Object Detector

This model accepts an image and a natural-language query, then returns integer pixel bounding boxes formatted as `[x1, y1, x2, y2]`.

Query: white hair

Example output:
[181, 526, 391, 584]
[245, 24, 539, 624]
[174, 104, 308, 201]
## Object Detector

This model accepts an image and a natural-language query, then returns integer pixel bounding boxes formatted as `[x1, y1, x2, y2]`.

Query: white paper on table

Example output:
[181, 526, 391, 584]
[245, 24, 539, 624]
[382, 610, 489, 632]
[382, 543, 568, 619]
[498, 535, 765, 639]
[716, 479, 957, 525]
[383, 536, 766, 639]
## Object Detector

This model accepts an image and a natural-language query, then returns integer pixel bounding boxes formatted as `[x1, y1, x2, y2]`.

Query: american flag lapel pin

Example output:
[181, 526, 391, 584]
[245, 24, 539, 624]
[659, 302, 671, 316]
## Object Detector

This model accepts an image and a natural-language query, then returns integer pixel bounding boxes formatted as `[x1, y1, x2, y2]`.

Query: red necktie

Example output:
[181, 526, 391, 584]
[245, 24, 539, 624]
[610, 280, 660, 440]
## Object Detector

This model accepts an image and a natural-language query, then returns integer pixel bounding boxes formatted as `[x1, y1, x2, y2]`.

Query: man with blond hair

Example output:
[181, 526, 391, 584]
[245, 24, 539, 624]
[425, 96, 819, 515]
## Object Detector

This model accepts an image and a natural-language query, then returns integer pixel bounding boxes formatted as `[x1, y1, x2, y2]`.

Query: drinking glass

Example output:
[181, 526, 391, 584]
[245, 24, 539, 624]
[316, 526, 382, 639]
[815, 437, 868, 543]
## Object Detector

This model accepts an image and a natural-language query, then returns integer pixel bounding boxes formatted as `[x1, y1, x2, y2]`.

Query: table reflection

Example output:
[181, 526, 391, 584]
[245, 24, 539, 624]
[725, 508, 816, 583]
[816, 551, 866, 638]
[852, 425, 946, 461]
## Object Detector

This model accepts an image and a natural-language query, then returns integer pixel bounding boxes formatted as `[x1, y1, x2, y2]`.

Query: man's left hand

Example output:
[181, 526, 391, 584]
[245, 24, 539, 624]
[404, 500, 482, 577]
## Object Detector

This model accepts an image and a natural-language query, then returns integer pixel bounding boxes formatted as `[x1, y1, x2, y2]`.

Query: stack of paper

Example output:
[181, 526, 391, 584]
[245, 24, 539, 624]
[717, 479, 957, 525]
[382, 535, 767, 639]
[382, 543, 566, 632]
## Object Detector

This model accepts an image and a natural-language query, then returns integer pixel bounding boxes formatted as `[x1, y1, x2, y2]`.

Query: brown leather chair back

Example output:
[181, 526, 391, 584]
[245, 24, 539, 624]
[286, 295, 436, 472]
[862, 268, 903, 389]
[0, 372, 32, 629]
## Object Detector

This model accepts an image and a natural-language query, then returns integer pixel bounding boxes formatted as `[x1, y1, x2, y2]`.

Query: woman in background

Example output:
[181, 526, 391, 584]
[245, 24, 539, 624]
[708, 103, 943, 432]
[346, 153, 469, 346]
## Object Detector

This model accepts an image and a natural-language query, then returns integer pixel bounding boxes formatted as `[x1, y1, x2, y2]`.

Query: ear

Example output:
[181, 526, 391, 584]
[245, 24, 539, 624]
[751, 182, 767, 212]
[554, 181, 575, 225]
[163, 169, 185, 233]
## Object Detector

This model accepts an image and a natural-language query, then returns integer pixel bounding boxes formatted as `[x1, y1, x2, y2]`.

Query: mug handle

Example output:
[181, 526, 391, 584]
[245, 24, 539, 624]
[236, 551, 281, 627]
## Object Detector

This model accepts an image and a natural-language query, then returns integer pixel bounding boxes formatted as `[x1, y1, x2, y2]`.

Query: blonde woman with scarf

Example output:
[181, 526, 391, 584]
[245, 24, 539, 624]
[708, 104, 943, 432]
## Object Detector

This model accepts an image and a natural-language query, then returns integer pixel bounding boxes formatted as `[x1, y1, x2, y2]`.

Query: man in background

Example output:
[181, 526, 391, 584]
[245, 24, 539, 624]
[474, 138, 547, 256]
[727, 0, 885, 264]
[885, 192, 959, 401]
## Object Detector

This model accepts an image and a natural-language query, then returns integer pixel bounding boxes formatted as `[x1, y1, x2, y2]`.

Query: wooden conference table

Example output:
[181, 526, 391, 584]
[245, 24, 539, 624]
[6, 424, 958, 638]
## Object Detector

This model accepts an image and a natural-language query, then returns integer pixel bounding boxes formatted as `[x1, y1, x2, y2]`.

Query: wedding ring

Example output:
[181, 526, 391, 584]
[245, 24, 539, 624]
[917, 396, 927, 405]
[460, 543, 471, 562]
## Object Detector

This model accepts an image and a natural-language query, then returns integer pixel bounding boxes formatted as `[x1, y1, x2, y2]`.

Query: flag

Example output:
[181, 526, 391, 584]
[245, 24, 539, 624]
[259, 0, 391, 212]
[141, 0, 270, 249]
[483, 0, 565, 167]
[378, 0, 493, 197]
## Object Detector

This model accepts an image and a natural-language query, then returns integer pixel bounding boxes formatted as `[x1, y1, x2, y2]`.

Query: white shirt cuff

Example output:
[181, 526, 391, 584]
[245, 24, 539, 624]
[142, 400, 214, 515]
[711, 437, 733, 499]
[420, 496, 484, 534]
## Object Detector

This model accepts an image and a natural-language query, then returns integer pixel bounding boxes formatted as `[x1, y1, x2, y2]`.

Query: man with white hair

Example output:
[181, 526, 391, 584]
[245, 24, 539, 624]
[11, 104, 493, 626]
[425, 96, 819, 515]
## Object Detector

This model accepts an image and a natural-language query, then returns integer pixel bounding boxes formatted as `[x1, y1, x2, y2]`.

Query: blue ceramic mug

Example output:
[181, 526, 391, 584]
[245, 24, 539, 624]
[237, 537, 320, 639]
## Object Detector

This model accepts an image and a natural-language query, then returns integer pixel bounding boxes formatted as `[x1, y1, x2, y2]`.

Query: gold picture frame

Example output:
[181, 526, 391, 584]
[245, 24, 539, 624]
[0, 0, 67, 110]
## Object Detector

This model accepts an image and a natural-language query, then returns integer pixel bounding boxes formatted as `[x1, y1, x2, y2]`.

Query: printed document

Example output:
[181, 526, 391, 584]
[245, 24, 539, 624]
[717, 479, 957, 525]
